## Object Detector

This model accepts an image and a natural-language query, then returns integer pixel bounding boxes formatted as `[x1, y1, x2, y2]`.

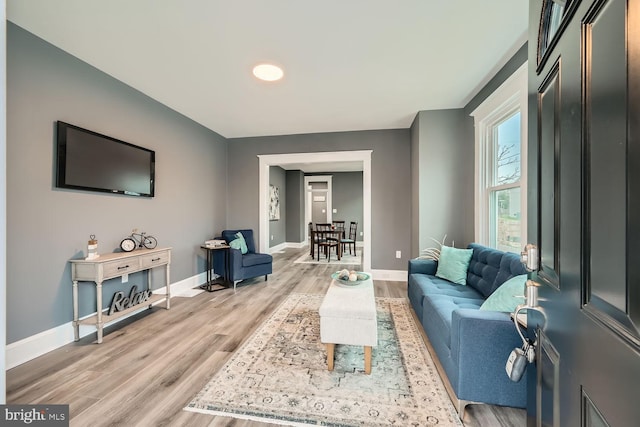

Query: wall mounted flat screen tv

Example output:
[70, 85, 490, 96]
[56, 121, 155, 197]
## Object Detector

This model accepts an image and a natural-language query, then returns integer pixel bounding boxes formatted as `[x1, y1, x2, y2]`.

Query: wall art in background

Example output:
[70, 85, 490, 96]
[269, 185, 280, 220]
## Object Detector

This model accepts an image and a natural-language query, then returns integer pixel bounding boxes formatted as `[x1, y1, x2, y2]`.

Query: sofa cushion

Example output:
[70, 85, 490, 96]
[480, 274, 527, 312]
[241, 252, 273, 267]
[423, 294, 485, 348]
[466, 243, 505, 298]
[436, 246, 473, 285]
[493, 252, 528, 291]
[411, 274, 485, 299]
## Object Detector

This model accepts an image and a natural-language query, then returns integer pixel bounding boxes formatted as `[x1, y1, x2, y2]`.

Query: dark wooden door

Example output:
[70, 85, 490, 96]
[527, 0, 640, 426]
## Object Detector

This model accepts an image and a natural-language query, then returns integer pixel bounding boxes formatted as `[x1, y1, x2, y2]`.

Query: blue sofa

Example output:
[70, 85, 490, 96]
[213, 229, 272, 287]
[407, 243, 527, 414]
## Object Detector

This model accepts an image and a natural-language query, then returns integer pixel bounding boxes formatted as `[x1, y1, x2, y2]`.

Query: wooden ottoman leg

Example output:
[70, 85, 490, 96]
[364, 346, 372, 374]
[326, 343, 335, 371]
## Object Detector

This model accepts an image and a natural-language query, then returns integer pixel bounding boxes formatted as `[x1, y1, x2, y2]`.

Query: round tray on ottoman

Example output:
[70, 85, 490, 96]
[331, 271, 371, 287]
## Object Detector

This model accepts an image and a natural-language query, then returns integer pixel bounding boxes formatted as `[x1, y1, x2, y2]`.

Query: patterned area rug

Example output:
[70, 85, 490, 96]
[185, 293, 462, 426]
[292, 250, 362, 266]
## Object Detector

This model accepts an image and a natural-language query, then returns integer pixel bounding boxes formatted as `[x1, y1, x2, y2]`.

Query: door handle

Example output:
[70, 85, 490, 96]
[525, 279, 540, 307]
[510, 280, 546, 370]
[521, 244, 539, 271]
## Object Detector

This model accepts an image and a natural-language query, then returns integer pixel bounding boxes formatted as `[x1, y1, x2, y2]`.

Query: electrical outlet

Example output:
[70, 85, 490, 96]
[360, 231, 363, 236]
[271, 235, 274, 241]
[122, 273, 129, 283]
[333, 208, 337, 213]
[395, 251, 401, 259]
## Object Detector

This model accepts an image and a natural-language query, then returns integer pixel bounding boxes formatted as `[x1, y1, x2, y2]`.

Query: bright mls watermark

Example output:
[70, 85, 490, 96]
[1, 405, 68, 426]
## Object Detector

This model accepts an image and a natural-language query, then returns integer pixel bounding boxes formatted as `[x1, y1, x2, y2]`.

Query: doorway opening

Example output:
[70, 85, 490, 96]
[258, 150, 372, 272]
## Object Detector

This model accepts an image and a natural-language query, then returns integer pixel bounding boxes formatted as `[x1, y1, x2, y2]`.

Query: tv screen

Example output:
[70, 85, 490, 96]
[56, 121, 155, 197]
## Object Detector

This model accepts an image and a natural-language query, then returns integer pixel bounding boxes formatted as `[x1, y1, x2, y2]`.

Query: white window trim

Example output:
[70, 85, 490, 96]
[471, 62, 528, 249]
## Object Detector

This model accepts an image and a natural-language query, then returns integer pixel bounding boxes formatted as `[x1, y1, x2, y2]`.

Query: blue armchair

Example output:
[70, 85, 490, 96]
[213, 229, 272, 289]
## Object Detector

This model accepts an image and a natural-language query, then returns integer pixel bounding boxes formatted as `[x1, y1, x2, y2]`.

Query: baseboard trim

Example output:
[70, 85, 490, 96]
[371, 269, 407, 282]
[153, 272, 207, 297]
[268, 242, 290, 253]
[6, 272, 207, 369]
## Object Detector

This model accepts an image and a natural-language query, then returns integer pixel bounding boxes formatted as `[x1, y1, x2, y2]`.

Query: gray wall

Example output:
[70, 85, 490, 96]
[227, 129, 411, 270]
[410, 109, 474, 257]
[7, 23, 228, 343]
[268, 166, 286, 247]
[331, 172, 363, 241]
[285, 170, 304, 243]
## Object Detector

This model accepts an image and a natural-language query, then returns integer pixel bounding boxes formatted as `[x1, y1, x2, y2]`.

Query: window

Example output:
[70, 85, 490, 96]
[471, 63, 527, 253]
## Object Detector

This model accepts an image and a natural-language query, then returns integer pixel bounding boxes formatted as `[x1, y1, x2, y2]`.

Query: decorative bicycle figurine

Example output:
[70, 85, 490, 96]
[120, 229, 158, 252]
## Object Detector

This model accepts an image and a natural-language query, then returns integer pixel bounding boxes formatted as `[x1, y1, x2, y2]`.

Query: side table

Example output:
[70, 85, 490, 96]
[200, 245, 231, 292]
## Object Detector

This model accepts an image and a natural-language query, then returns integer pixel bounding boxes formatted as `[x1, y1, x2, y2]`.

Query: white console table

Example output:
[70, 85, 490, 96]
[70, 247, 171, 343]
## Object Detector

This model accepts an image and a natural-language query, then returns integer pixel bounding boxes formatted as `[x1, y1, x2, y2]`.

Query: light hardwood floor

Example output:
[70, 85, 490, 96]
[7, 246, 525, 426]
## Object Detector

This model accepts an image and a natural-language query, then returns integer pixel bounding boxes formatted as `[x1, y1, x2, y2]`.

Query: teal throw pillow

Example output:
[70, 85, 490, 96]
[229, 238, 243, 252]
[435, 246, 473, 285]
[234, 232, 248, 254]
[480, 274, 527, 312]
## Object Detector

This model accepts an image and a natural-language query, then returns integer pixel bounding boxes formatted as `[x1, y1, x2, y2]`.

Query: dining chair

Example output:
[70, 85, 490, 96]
[340, 221, 358, 256]
[316, 223, 340, 261]
[309, 222, 325, 258]
[332, 220, 346, 238]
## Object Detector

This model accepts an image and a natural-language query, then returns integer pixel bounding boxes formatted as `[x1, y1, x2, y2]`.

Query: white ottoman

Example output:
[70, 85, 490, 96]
[319, 275, 377, 374]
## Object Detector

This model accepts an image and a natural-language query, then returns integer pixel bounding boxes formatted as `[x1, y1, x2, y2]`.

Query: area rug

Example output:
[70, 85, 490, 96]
[184, 293, 462, 426]
[292, 250, 362, 266]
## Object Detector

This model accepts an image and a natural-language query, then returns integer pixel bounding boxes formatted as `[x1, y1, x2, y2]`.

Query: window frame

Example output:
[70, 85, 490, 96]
[471, 62, 528, 251]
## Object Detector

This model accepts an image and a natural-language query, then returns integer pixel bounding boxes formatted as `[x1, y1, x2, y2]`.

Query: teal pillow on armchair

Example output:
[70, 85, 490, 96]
[229, 238, 243, 253]
[235, 232, 248, 254]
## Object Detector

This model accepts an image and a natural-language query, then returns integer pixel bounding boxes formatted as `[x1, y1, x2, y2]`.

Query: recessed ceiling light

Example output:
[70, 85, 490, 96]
[253, 63, 284, 82]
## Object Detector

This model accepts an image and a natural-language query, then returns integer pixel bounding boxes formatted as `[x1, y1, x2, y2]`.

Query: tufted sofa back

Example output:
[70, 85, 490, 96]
[466, 243, 527, 298]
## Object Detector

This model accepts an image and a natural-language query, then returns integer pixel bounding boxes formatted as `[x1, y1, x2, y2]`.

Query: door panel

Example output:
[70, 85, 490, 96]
[585, 0, 630, 318]
[536, 331, 560, 427]
[311, 192, 327, 224]
[537, 60, 561, 289]
[528, 0, 640, 426]
[630, 0, 640, 332]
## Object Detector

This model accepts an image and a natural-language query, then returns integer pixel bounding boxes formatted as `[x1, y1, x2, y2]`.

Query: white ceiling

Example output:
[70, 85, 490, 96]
[7, 0, 528, 141]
